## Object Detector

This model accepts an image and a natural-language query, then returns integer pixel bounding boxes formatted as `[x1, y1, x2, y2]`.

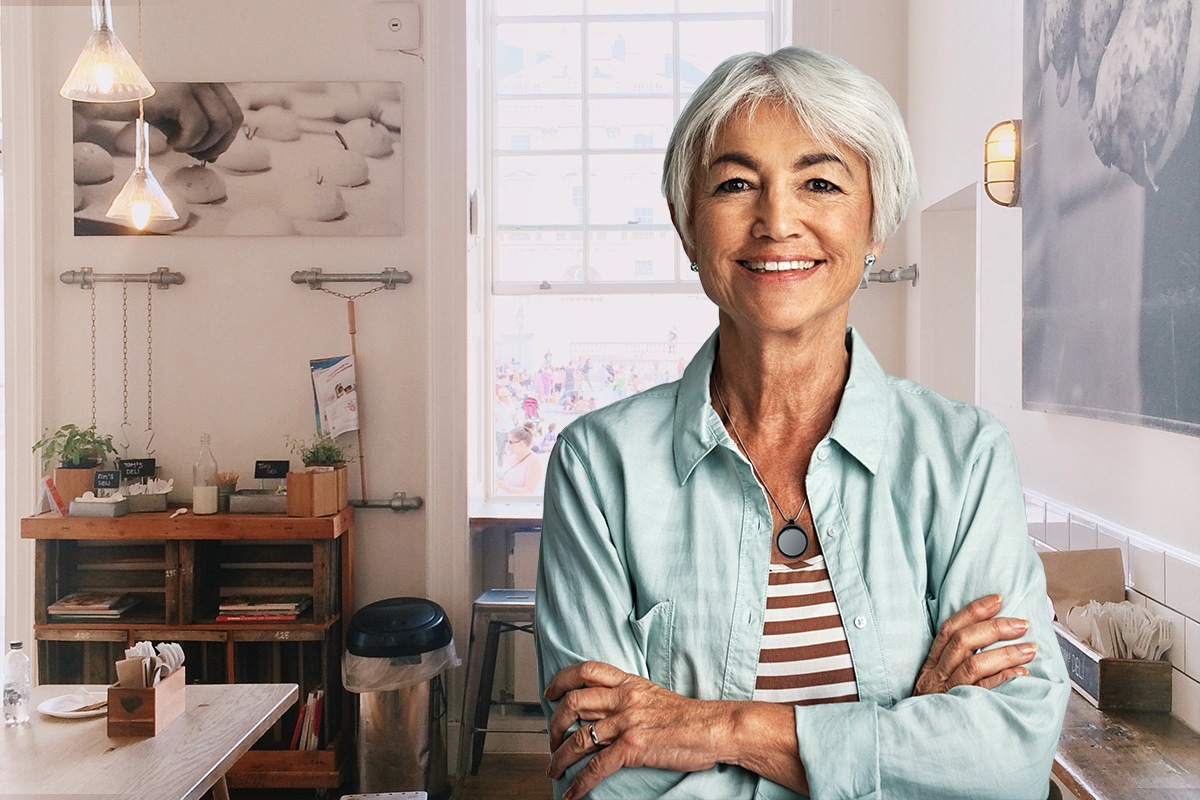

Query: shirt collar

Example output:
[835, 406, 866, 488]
[672, 326, 889, 484]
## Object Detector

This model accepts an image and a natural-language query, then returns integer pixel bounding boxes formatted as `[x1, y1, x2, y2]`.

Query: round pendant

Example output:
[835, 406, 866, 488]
[776, 522, 809, 559]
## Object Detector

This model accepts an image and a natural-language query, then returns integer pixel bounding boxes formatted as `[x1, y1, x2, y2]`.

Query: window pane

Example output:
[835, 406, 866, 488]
[588, 153, 664, 225]
[497, 99, 582, 151]
[490, 293, 718, 496]
[495, 155, 584, 226]
[583, 0, 675, 13]
[494, 230, 586, 284]
[589, 98, 674, 150]
[588, 22, 673, 95]
[495, 23, 582, 95]
[680, 20, 770, 77]
[494, 0, 583, 15]
[588, 228, 678, 282]
[678, 0, 768, 12]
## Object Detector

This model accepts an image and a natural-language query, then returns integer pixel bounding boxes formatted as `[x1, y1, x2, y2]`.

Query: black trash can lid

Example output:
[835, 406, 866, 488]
[347, 597, 453, 658]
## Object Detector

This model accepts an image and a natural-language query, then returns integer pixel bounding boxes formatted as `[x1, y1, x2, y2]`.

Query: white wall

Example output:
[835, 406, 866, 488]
[904, 0, 1200, 559]
[4, 1, 448, 632]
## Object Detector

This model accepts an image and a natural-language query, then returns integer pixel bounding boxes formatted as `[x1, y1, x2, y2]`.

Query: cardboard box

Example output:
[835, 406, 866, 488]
[286, 466, 348, 517]
[1039, 548, 1172, 712]
[107, 665, 186, 737]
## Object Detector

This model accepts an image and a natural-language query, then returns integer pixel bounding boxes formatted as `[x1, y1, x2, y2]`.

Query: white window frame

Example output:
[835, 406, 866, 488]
[479, 1, 789, 502]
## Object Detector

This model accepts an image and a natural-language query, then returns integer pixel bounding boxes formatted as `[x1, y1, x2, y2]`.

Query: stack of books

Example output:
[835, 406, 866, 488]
[48, 592, 141, 620]
[291, 687, 325, 751]
[215, 595, 312, 622]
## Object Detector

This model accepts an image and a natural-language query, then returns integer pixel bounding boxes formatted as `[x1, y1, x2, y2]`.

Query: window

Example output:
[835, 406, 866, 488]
[486, 1, 782, 498]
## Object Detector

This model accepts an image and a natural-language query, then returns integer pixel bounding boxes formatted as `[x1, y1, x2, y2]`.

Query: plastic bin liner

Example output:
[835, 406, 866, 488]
[343, 642, 460, 693]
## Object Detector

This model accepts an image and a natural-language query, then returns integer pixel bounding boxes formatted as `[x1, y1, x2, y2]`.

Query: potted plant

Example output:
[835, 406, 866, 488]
[32, 423, 118, 504]
[285, 433, 349, 517]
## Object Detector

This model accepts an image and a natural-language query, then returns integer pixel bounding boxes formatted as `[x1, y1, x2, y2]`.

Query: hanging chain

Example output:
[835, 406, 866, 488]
[121, 280, 130, 428]
[315, 284, 389, 301]
[90, 283, 98, 430]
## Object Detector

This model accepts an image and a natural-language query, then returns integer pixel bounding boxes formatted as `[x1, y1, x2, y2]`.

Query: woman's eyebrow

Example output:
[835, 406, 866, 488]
[708, 150, 850, 173]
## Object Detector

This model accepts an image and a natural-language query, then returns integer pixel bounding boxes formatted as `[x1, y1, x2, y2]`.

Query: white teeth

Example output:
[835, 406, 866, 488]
[744, 260, 816, 273]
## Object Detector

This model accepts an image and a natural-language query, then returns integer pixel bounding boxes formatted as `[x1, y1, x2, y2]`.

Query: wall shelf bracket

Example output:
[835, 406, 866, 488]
[60, 266, 184, 289]
[863, 263, 919, 287]
[291, 267, 412, 290]
[349, 491, 425, 513]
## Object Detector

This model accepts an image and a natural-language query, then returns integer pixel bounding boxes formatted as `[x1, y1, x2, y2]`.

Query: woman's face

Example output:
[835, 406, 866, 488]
[681, 100, 880, 341]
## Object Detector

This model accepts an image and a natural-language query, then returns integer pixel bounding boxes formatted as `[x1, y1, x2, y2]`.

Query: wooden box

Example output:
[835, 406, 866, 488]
[286, 467, 348, 517]
[1040, 549, 1173, 713]
[107, 665, 186, 737]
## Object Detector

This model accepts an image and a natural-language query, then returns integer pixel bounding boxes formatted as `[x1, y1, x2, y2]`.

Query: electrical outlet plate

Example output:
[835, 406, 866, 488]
[370, 2, 420, 51]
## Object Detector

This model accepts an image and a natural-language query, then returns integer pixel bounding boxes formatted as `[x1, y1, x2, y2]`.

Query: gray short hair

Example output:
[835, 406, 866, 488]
[663, 46, 919, 249]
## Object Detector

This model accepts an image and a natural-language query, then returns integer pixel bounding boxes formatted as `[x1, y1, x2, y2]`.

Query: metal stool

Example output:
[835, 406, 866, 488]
[455, 589, 538, 789]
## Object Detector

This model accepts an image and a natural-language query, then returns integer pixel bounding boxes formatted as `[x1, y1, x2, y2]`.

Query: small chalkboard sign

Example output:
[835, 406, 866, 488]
[119, 458, 157, 481]
[254, 460, 290, 479]
[93, 470, 121, 490]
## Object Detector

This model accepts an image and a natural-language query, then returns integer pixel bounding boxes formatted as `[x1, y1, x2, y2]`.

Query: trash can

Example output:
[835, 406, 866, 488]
[345, 597, 460, 800]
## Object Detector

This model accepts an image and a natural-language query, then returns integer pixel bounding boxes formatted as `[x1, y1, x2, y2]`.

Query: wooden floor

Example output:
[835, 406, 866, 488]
[228, 753, 553, 800]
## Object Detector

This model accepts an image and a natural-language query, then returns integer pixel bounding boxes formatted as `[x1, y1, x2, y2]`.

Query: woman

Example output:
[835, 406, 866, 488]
[497, 423, 546, 495]
[536, 46, 1068, 800]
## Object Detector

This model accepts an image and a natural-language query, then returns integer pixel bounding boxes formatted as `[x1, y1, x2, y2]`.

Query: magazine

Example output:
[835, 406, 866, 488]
[48, 592, 141, 618]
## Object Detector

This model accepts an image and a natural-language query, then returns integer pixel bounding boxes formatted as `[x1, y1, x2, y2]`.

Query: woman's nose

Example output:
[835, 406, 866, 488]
[751, 186, 805, 240]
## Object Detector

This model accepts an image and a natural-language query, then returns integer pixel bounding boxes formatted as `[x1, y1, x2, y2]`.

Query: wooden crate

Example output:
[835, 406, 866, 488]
[107, 665, 187, 737]
[286, 467, 348, 517]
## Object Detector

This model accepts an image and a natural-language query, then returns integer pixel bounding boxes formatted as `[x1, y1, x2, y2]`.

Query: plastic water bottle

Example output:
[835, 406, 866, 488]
[3, 640, 31, 725]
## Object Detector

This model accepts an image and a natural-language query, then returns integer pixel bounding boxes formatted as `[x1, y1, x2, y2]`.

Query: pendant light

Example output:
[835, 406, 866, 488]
[106, 114, 177, 230]
[60, 0, 156, 103]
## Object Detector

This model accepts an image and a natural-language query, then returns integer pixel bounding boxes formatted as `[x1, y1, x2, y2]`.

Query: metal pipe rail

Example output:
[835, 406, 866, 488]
[864, 263, 919, 287]
[60, 266, 184, 289]
[291, 267, 412, 290]
[349, 492, 425, 513]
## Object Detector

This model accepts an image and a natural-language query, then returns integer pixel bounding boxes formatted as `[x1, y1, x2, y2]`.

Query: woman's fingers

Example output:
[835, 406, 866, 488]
[915, 613, 1034, 695]
[544, 659, 628, 700]
[946, 642, 1038, 688]
[547, 684, 621, 746]
[920, 594, 1002, 672]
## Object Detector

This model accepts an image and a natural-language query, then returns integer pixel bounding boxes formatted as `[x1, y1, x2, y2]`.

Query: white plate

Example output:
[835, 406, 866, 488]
[37, 691, 108, 719]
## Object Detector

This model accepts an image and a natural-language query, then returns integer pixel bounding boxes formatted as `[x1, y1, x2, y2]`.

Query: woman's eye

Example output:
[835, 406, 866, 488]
[807, 178, 840, 194]
[716, 178, 751, 194]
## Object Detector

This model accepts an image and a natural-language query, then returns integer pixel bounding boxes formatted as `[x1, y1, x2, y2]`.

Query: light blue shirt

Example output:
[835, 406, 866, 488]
[536, 328, 1069, 800]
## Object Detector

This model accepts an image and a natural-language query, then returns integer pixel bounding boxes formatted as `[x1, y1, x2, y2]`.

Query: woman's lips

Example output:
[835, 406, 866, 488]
[738, 259, 818, 273]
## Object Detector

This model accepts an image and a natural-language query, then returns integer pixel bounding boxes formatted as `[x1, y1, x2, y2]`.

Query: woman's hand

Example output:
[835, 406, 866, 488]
[544, 661, 742, 800]
[914, 593, 1038, 694]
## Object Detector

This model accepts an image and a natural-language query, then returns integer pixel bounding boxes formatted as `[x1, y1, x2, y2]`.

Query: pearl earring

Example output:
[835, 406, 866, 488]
[864, 254, 876, 268]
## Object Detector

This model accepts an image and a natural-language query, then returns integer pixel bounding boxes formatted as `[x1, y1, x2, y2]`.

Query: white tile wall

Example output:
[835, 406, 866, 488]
[1186, 617, 1200, 679]
[1173, 671, 1200, 734]
[1129, 540, 1167, 603]
[1025, 490, 1200, 730]
[1165, 553, 1200, 622]
[1046, 504, 1071, 551]
[1068, 516, 1098, 550]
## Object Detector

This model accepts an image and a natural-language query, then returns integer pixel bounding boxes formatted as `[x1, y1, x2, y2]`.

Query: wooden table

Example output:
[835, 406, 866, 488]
[1054, 690, 1200, 799]
[0, 682, 297, 800]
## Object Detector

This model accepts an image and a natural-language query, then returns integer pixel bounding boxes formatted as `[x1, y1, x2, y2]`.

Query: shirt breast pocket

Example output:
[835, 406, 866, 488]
[630, 599, 675, 691]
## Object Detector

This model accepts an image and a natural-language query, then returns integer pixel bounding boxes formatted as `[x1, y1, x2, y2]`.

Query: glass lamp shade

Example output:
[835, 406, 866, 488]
[106, 119, 178, 230]
[59, 0, 155, 103]
[984, 119, 1021, 207]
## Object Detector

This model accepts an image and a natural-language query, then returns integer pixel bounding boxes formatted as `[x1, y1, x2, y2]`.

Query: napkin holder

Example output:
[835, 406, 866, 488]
[107, 665, 186, 736]
[1039, 549, 1172, 712]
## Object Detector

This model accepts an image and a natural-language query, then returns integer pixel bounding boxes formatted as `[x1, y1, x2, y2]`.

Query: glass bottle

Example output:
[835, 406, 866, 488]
[192, 433, 219, 515]
[3, 641, 31, 725]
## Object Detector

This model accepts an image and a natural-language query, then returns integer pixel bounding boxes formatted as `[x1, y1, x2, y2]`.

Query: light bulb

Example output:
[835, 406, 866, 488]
[131, 200, 152, 230]
[95, 64, 115, 94]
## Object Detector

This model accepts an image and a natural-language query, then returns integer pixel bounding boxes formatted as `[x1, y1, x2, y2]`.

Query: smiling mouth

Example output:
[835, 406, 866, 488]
[739, 260, 818, 273]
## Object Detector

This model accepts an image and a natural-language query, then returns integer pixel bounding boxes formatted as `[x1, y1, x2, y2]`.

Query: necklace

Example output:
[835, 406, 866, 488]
[712, 377, 810, 559]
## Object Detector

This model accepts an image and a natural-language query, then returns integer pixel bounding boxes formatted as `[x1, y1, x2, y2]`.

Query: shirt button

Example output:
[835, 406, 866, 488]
[816, 446, 829, 461]
[854, 615, 867, 629]
[828, 525, 840, 537]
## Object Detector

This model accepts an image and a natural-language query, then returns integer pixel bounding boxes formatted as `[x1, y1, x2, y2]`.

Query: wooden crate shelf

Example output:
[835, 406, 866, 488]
[21, 508, 355, 792]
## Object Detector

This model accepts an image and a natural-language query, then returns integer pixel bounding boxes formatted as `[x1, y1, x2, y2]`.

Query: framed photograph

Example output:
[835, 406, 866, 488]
[72, 81, 404, 236]
[1022, 0, 1200, 436]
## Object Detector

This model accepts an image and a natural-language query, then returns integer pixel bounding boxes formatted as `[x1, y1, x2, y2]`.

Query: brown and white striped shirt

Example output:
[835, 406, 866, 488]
[754, 553, 859, 705]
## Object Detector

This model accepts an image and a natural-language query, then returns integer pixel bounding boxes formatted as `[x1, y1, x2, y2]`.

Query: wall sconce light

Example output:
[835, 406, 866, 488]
[984, 120, 1021, 207]
[59, 0, 155, 103]
[106, 117, 177, 230]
